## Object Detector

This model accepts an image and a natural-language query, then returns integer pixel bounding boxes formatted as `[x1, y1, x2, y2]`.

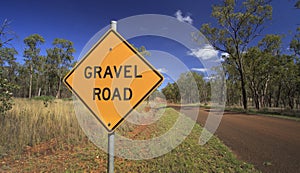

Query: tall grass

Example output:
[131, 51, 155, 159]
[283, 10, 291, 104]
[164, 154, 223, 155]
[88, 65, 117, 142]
[0, 99, 259, 172]
[0, 99, 86, 154]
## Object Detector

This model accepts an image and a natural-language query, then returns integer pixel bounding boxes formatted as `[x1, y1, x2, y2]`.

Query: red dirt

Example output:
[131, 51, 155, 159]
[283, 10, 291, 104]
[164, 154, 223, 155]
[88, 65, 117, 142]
[0, 139, 106, 172]
[171, 106, 300, 173]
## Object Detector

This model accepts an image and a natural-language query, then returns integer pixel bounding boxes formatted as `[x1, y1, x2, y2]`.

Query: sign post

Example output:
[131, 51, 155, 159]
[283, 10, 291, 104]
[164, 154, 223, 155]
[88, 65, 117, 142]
[108, 20, 117, 173]
[108, 131, 115, 173]
[63, 19, 163, 172]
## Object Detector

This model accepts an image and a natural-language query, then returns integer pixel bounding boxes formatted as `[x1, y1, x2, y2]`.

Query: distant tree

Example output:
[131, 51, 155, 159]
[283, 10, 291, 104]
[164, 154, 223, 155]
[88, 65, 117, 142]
[162, 83, 180, 103]
[162, 72, 208, 104]
[177, 72, 196, 104]
[289, 27, 300, 109]
[199, 0, 272, 109]
[0, 48, 18, 81]
[23, 34, 45, 99]
[279, 55, 299, 109]
[46, 39, 74, 98]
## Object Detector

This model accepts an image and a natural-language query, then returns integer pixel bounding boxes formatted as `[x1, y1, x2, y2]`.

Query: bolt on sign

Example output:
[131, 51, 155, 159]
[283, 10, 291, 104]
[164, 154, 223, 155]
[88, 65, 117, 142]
[63, 29, 164, 132]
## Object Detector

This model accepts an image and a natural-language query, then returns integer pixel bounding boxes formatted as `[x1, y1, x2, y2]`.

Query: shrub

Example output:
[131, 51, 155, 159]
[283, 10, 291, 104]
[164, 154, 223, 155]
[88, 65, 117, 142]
[0, 70, 16, 115]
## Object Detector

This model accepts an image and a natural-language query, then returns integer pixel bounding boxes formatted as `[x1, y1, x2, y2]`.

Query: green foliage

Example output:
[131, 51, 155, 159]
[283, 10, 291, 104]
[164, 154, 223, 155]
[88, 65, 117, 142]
[32, 95, 55, 101]
[46, 38, 75, 99]
[243, 35, 282, 109]
[199, 0, 272, 109]
[0, 20, 18, 115]
[258, 34, 282, 54]
[23, 34, 45, 99]
[24, 34, 45, 52]
[162, 82, 180, 103]
[0, 48, 17, 66]
[0, 70, 16, 115]
[162, 72, 209, 104]
[23, 34, 45, 67]
[177, 72, 203, 103]
[0, 47, 18, 84]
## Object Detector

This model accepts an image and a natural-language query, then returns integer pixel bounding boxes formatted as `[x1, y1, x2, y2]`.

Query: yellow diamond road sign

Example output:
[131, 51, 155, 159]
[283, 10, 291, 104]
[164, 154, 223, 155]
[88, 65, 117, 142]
[63, 29, 164, 132]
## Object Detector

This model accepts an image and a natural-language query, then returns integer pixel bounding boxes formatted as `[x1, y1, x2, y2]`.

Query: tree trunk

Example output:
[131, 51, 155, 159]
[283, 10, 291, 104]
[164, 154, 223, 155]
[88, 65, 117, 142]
[288, 96, 294, 110]
[236, 52, 247, 110]
[268, 92, 272, 107]
[254, 96, 260, 109]
[38, 88, 41, 97]
[56, 76, 62, 99]
[240, 71, 248, 110]
[275, 83, 281, 107]
[35, 75, 39, 97]
[261, 76, 270, 108]
[250, 81, 260, 109]
[28, 65, 33, 99]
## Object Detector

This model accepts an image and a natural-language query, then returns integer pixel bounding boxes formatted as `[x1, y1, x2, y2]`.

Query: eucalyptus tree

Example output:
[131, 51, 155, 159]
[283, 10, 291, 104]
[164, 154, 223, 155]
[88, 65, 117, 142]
[46, 39, 75, 98]
[199, 0, 272, 109]
[23, 34, 45, 99]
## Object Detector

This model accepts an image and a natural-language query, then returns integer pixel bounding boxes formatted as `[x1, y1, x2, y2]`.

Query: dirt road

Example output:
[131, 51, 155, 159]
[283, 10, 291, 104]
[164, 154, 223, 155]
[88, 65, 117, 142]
[171, 106, 300, 173]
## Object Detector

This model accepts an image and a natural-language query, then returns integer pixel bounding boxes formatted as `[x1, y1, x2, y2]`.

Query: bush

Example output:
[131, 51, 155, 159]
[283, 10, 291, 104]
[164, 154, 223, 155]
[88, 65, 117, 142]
[32, 95, 55, 102]
[0, 70, 17, 115]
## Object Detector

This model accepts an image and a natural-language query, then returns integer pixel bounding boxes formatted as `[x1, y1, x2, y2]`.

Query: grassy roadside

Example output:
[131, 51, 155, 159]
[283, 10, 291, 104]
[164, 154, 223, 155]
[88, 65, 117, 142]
[198, 104, 300, 121]
[0, 99, 259, 172]
[224, 107, 300, 121]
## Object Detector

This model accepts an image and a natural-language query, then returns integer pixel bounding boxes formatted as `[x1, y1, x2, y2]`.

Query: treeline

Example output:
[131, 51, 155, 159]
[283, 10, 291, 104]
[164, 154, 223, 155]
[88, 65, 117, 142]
[0, 20, 75, 100]
[161, 0, 300, 110]
[225, 33, 300, 110]
[198, 0, 300, 110]
[161, 72, 211, 104]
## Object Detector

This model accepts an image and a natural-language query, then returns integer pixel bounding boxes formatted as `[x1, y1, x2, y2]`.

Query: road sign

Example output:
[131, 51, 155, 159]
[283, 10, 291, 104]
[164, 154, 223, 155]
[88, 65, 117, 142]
[63, 28, 164, 132]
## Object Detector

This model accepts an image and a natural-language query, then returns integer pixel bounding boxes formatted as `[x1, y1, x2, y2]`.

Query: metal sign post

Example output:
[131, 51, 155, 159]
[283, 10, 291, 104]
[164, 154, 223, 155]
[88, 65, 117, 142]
[108, 131, 115, 173]
[107, 20, 117, 173]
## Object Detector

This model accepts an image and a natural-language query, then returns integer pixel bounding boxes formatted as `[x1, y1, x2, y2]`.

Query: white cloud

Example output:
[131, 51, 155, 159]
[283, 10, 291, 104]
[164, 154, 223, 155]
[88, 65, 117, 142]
[157, 68, 168, 73]
[221, 52, 229, 58]
[191, 68, 208, 72]
[164, 76, 171, 81]
[175, 10, 193, 24]
[203, 76, 215, 81]
[187, 44, 218, 60]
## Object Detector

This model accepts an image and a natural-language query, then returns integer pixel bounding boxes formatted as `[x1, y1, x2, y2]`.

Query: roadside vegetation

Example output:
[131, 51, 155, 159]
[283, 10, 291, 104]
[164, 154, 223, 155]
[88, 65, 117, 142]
[0, 99, 259, 172]
[225, 106, 300, 121]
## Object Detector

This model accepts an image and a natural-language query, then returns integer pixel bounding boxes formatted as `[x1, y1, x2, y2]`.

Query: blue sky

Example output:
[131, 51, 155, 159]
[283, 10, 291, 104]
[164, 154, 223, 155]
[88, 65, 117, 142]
[1, 0, 300, 87]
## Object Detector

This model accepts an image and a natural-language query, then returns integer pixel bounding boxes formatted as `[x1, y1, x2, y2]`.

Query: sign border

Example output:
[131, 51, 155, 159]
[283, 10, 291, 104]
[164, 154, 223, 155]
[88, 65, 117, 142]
[63, 29, 164, 132]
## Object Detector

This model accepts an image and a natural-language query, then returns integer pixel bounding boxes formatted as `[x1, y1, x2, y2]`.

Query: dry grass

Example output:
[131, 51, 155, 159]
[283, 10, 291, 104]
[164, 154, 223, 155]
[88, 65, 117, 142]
[0, 99, 259, 172]
[0, 98, 86, 155]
